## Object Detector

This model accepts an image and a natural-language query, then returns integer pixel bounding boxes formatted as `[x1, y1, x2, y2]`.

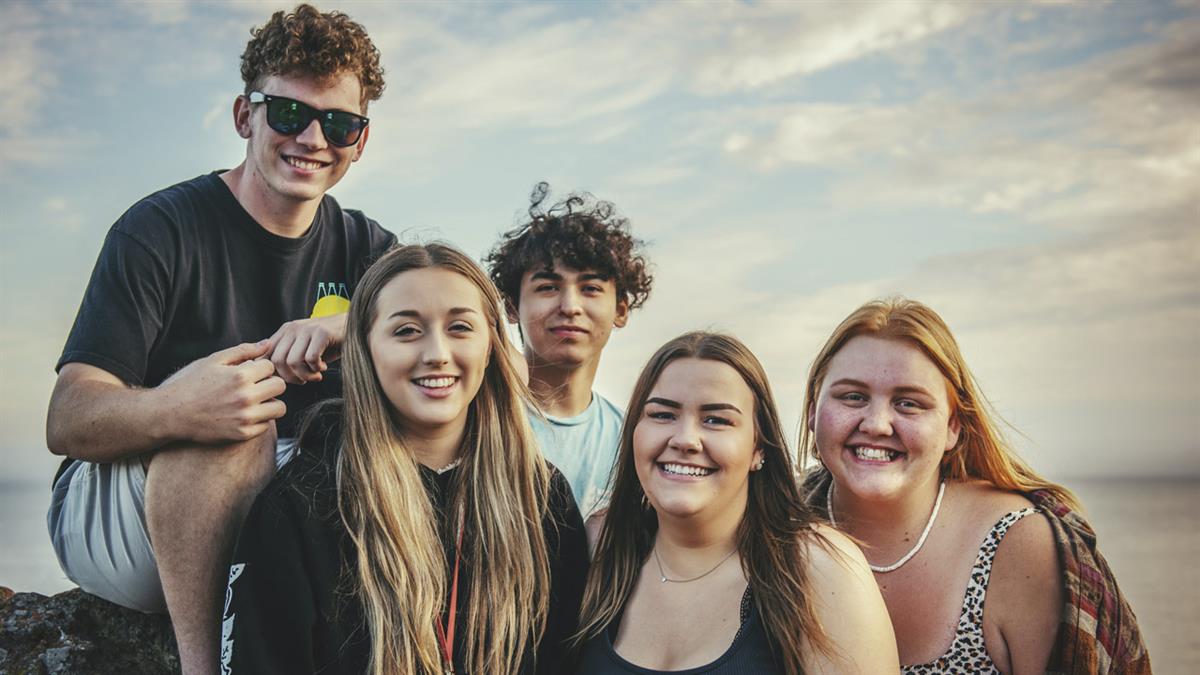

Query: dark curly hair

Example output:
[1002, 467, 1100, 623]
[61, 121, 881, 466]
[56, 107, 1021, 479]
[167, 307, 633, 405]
[486, 182, 653, 314]
[241, 4, 385, 110]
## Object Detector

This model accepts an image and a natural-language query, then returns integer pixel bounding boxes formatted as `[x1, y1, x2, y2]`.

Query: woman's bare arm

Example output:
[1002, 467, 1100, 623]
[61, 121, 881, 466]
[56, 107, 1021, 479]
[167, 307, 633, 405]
[803, 524, 900, 674]
[987, 511, 1062, 675]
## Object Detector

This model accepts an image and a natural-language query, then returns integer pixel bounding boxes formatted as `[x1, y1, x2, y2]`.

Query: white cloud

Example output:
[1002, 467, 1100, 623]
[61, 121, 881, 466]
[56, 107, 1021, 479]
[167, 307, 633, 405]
[43, 197, 84, 232]
[718, 21, 1200, 234]
[118, 0, 190, 25]
[0, 135, 95, 173]
[0, 3, 47, 136]
[399, 17, 671, 130]
[683, 1, 976, 94]
[358, 0, 987, 165]
[722, 103, 914, 169]
[610, 164, 696, 189]
[203, 93, 231, 131]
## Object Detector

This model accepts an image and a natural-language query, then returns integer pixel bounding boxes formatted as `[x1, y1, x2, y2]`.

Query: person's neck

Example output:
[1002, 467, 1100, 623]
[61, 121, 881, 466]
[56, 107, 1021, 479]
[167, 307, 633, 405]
[526, 354, 600, 418]
[653, 497, 745, 578]
[831, 476, 944, 555]
[404, 424, 465, 472]
[220, 163, 322, 239]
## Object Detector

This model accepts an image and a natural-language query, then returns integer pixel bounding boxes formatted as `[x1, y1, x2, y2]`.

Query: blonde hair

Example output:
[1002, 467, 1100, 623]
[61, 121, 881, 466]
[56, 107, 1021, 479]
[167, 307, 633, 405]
[799, 296, 1079, 509]
[577, 331, 835, 674]
[336, 243, 551, 674]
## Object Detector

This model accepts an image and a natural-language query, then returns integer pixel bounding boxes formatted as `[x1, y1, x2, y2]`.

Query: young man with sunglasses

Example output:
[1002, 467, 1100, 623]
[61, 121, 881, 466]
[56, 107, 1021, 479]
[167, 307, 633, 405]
[45, 6, 393, 674]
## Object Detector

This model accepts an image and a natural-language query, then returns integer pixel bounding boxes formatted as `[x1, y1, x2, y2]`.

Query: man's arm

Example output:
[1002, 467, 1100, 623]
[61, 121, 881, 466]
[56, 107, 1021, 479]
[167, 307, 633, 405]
[265, 313, 347, 385]
[47, 341, 287, 463]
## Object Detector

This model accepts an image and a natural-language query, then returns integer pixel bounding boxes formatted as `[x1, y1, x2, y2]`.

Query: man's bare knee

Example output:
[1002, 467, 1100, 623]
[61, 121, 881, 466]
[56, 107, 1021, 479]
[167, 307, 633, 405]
[146, 430, 276, 493]
[141, 431, 278, 675]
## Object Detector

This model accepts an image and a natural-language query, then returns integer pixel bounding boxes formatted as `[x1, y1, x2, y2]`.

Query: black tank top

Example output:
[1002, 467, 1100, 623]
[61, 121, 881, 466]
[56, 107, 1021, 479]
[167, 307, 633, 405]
[575, 588, 780, 674]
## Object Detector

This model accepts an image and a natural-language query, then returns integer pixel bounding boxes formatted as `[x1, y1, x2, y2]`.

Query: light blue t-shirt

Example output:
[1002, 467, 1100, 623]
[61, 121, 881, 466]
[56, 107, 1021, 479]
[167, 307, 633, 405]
[528, 392, 624, 517]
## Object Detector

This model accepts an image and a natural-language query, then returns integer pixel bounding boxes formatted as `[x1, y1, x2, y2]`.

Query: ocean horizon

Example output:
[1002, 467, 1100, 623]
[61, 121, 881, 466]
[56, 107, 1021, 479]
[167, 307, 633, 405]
[2, 475, 1196, 672]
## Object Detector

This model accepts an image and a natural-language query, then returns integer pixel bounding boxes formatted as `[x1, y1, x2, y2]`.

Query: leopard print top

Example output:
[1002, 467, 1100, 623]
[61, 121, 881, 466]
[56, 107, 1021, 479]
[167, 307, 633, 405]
[902, 507, 1039, 674]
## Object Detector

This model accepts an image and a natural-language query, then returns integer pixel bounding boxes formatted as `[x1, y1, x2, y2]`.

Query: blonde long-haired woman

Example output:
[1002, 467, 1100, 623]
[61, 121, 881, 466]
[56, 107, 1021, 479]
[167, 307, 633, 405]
[800, 297, 1149, 675]
[576, 331, 898, 675]
[222, 243, 589, 674]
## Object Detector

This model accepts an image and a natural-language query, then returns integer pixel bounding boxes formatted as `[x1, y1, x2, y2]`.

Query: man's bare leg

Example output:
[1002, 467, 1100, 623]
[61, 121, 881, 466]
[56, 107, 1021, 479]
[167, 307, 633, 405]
[145, 429, 276, 675]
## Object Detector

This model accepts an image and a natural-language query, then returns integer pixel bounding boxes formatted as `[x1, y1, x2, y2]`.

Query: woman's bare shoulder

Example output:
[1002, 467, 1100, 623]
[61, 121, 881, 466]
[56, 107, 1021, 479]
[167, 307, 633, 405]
[801, 524, 875, 588]
[796, 523, 883, 600]
[989, 505, 1060, 598]
[985, 496, 1062, 673]
[801, 524, 900, 674]
[953, 480, 1036, 513]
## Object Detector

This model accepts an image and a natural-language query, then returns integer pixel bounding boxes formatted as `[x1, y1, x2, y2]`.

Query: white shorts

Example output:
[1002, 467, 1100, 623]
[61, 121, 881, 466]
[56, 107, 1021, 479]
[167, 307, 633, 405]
[46, 439, 297, 613]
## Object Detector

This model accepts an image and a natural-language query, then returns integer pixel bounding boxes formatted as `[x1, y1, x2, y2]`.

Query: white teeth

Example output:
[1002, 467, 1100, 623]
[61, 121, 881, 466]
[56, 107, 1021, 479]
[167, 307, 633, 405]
[660, 463, 715, 477]
[854, 446, 897, 461]
[286, 157, 323, 170]
[415, 376, 456, 389]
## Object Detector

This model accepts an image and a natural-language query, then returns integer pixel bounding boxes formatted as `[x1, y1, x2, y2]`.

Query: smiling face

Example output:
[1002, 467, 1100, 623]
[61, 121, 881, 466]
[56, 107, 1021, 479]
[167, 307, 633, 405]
[237, 72, 368, 208]
[367, 268, 491, 442]
[513, 261, 628, 370]
[633, 358, 762, 523]
[811, 335, 960, 504]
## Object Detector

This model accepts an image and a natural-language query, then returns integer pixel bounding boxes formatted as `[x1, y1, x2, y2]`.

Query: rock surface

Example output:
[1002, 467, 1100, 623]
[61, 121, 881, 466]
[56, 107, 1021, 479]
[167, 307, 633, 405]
[0, 586, 179, 675]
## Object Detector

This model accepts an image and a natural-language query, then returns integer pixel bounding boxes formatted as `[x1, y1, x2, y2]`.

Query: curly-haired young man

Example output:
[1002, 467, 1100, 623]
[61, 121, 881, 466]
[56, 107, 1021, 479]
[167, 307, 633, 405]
[487, 183, 653, 517]
[45, 6, 393, 673]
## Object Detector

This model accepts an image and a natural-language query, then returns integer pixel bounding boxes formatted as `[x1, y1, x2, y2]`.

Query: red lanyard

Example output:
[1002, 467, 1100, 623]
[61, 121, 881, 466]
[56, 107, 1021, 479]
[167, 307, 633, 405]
[436, 506, 465, 675]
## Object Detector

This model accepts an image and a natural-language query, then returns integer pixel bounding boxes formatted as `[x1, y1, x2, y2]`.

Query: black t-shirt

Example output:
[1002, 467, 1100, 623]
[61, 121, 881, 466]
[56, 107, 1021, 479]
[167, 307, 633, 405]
[57, 172, 396, 441]
[221, 407, 590, 675]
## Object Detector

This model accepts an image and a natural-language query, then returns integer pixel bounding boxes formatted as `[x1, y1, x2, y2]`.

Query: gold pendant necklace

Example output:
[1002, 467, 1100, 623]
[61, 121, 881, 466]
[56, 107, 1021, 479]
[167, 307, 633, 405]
[652, 545, 738, 583]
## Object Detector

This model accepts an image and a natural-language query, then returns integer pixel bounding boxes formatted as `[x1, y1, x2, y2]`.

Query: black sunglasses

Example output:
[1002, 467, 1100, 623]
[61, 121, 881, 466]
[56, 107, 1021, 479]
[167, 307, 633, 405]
[247, 91, 369, 148]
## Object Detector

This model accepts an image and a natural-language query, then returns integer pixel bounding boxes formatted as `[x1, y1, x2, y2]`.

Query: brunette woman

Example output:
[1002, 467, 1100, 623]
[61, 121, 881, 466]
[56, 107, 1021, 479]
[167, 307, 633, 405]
[577, 331, 898, 675]
[801, 297, 1149, 674]
[221, 243, 589, 674]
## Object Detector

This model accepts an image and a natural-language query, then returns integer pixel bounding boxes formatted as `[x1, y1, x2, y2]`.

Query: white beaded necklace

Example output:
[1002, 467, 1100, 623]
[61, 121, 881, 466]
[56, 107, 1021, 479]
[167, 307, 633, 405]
[826, 480, 945, 574]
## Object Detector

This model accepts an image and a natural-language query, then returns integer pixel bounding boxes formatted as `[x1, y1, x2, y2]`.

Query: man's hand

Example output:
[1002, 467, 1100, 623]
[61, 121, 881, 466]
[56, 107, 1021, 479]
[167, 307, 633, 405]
[266, 314, 347, 384]
[159, 341, 287, 444]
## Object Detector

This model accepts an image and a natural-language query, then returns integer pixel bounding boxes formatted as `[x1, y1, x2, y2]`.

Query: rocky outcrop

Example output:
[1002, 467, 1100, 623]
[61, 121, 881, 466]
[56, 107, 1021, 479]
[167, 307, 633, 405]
[0, 586, 179, 675]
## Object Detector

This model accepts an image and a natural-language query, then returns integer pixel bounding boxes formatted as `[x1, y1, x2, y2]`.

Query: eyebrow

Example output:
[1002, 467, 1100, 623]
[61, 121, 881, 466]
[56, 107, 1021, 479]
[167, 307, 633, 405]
[386, 307, 479, 320]
[829, 378, 934, 397]
[530, 270, 612, 282]
[645, 397, 743, 414]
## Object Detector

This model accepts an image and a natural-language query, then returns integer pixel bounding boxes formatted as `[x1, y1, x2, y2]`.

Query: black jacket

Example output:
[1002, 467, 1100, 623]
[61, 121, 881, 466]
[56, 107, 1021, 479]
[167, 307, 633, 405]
[221, 412, 589, 674]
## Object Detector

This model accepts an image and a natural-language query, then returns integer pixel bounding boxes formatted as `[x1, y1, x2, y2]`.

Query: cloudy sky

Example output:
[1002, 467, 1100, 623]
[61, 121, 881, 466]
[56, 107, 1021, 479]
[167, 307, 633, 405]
[2, 0, 1197, 483]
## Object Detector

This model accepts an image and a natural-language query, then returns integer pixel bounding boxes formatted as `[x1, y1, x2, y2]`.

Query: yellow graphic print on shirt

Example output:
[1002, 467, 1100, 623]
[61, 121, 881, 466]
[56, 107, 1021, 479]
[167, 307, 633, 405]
[310, 282, 350, 318]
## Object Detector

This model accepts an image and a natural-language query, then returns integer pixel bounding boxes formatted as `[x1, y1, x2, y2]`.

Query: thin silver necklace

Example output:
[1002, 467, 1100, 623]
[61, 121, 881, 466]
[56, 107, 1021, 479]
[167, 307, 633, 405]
[827, 480, 945, 574]
[652, 544, 738, 584]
